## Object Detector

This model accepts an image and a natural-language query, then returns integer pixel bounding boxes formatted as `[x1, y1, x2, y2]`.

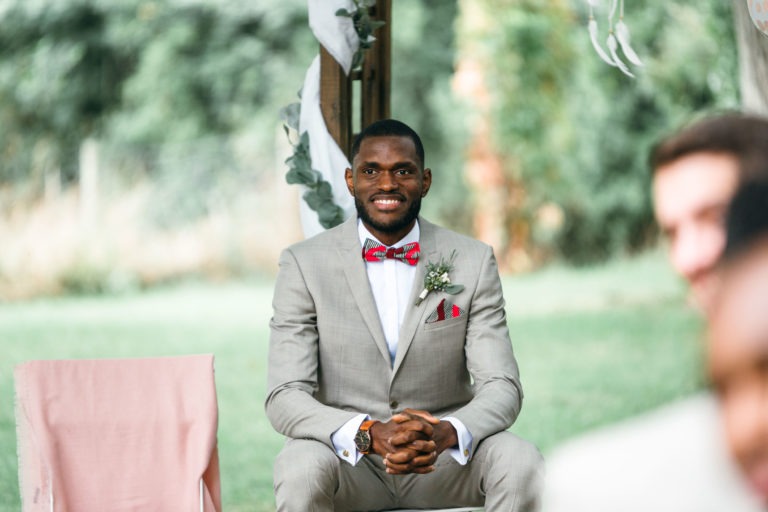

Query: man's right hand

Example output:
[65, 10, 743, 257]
[369, 410, 439, 475]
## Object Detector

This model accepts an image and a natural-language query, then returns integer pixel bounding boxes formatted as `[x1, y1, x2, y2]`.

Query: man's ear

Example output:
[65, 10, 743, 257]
[421, 168, 432, 197]
[345, 168, 354, 195]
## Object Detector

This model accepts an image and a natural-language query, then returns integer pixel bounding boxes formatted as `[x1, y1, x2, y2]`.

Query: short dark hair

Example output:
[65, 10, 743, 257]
[723, 179, 768, 262]
[650, 113, 768, 181]
[350, 119, 425, 168]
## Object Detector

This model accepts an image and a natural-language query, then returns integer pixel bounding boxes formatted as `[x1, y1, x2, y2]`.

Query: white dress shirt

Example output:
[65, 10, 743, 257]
[360, 220, 419, 365]
[331, 220, 473, 466]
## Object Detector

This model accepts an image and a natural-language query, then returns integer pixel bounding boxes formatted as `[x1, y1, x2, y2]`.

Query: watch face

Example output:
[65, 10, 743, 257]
[354, 429, 372, 453]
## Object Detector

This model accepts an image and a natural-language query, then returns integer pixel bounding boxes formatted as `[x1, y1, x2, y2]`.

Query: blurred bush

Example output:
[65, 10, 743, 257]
[391, 0, 473, 234]
[0, 0, 743, 299]
[0, 0, 314, 188]
[0, 0, 315, 299]
[462, 0, 738, 265]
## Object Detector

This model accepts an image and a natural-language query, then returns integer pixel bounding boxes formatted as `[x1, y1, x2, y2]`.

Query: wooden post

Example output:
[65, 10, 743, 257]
[361, 0, 391, 130]
[320, 46, 353, 157]
[319, 0, 391, 160]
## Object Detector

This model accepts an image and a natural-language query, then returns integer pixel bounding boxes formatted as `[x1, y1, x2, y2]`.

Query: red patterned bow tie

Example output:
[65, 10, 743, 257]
[362, 239, 420, 266]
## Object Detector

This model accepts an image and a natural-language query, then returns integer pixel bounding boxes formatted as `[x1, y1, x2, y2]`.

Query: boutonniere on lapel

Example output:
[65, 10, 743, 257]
[415, 250, 465, 306]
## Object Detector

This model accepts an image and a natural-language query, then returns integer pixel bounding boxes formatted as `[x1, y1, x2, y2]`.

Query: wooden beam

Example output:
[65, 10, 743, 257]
[319, 46, 352, 157]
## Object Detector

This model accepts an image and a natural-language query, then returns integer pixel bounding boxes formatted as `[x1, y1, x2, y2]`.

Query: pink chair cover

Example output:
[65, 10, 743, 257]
[15, 354, 221, 511]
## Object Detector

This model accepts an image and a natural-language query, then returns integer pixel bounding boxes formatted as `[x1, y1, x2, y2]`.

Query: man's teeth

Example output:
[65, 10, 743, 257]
[375, 199, 400, 205]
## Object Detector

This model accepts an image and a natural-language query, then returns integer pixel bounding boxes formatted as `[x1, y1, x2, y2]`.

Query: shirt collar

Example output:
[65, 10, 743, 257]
[357, 218, 420, 248]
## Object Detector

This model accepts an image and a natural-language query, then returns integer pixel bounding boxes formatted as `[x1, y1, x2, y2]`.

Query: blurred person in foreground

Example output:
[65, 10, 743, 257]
[709, 181, 768, 505]
[265, 119, 542, 511]
[651, 112, 768, 311]
[541, 115, 768, 511]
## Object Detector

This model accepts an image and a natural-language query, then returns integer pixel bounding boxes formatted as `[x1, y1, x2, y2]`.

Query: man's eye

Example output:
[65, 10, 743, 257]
[395, 168, 412, 175]
[362, 168, 376, 175]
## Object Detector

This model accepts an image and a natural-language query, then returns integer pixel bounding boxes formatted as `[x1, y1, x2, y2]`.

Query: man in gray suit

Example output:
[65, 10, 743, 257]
[266, 119, 542, 511]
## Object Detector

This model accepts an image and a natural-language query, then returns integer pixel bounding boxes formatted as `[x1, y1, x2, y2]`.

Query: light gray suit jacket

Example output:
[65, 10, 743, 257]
[265, 216, 523, 450]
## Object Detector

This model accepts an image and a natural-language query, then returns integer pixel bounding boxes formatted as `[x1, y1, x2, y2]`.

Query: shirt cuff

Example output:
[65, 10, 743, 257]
[443, 416, 473, 465]
[331, 413, 369, 465]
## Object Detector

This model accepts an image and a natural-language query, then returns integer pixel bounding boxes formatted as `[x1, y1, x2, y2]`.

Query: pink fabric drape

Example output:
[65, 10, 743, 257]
[15, 354, 221, 511]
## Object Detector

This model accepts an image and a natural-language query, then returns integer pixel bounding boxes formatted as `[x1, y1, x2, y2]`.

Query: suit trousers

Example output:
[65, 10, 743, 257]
[273, 431, 543, 512]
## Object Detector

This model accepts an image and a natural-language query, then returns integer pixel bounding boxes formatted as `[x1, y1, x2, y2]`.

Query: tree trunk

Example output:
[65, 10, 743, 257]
[733, 0, 768, 114]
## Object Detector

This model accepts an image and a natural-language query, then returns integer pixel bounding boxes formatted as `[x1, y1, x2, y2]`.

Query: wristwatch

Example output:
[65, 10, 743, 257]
[354, 420, 378, 454]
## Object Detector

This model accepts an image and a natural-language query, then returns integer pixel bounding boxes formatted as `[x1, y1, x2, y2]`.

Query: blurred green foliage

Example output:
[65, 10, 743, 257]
[0, 0, 315, 190]
[391, 0, 472, 232]
[477, 0, 739, 263]
[0, 0, 741, 263]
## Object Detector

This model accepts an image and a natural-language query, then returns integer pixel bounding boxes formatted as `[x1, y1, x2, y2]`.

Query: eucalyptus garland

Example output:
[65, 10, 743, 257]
[280, 100, 345, 229]
[335, 0, 386, 71]
[279, 1, 387, 230]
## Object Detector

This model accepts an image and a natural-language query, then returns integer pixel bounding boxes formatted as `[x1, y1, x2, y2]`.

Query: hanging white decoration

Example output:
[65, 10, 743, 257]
[615, 0, 643, 66]
[587, 0, 643, 77]
[616, 22, 643, 66]
[607, 30, 634, 77]
[747, 0, 768, 36]
[589, 15, 614, 66]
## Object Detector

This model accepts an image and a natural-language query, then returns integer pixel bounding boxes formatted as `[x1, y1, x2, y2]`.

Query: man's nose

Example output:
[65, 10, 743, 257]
[671, 227, 723, 282]
[377, 170, 398, 190]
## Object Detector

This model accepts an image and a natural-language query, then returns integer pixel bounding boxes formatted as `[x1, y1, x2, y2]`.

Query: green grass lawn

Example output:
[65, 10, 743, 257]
[0, 251, 703, 511]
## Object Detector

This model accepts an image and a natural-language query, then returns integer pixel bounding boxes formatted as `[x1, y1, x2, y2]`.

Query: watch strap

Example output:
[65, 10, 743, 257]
[356, 419, 378, 454]
[359, 419, 377, 432]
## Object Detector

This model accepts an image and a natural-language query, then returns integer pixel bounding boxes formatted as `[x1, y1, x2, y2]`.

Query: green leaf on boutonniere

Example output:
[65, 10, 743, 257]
[445, 284, 464, 295]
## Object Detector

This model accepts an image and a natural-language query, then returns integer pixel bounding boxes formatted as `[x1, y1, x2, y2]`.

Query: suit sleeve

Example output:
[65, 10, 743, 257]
[264, 248, 359, 447]
[449, 245, 523, 442]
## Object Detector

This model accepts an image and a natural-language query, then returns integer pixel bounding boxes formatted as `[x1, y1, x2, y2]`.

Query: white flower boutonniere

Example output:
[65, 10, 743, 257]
[415, 250, 465, 306]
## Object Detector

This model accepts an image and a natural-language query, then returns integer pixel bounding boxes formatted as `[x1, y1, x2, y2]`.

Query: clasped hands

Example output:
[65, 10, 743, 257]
[369, 408, 458, 475]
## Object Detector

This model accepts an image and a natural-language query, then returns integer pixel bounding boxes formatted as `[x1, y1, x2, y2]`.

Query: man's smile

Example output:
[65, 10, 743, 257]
[372, 196, 405, 211]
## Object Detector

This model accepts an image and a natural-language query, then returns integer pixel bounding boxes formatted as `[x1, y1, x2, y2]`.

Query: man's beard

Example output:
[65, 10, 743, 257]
[355, 195, 422, 236]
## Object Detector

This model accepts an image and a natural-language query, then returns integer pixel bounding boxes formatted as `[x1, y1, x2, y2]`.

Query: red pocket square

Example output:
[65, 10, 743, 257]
[426, 298, 466, 323]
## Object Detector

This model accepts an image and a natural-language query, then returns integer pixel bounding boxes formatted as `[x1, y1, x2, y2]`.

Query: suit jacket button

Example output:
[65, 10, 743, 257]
[389, 400, 398, 409]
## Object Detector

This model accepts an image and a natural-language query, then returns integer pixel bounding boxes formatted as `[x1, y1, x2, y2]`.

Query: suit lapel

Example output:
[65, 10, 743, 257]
[392, 218, 439, 375]
[336, 217, 392, 365]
